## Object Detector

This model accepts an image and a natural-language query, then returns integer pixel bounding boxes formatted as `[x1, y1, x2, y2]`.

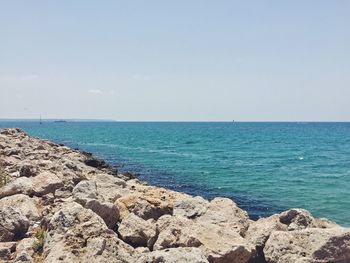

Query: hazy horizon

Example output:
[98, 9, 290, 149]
[1, 1, 349, 121]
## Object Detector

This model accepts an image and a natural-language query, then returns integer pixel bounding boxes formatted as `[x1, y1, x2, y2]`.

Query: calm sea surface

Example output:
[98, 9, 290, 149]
[1, 121, 349, 226]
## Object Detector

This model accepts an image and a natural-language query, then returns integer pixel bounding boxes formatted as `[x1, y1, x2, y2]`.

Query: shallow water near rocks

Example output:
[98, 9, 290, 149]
[1, 121, 349, 226]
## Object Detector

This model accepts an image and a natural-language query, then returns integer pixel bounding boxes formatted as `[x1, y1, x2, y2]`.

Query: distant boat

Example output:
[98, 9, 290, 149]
[54, 120, 67, 123]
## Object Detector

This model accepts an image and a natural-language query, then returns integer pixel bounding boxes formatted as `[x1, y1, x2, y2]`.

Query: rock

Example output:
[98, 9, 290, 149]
[173, 196, 209, 219]
[44, 202, 135, 262]
[0, 194, 40, 223]
[32, 171, 63, 196]
[72, 180, 98, 205]
[118, 213, 157, 249]
[137, 247, 209, 263]
[279, 208, 316, 230]
[0, 207, 29, 242]
[264, 228, 350, 263]
[19, 163, 36, 177]
[85, 199, 119, 229]
[154, 215, 200, 250]
[197, 197, 250, 236]
[84, 158, 108, 169]
[13, 251, 33, 262]
[154, 215, 254, 263]
[73, 180, 120, 228]
[245, 215, 287, 263]
[0, 177, 34, 198]
[0, 242, 16, 261]
[115, 187, 184, 220]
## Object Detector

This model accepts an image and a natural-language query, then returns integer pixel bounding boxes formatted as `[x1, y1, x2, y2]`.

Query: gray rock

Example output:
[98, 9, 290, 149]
[85, 199, 119, 229]
[173, 196, 209, 219]
[0, 207, 29, 242]
[72, 180, 98, 205]
[19, 163, 36, 177]
[118, 213, 157, 248]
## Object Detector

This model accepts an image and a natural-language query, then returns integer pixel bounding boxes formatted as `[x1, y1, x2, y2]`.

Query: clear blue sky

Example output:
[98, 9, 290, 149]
[0, 1, 349, 121]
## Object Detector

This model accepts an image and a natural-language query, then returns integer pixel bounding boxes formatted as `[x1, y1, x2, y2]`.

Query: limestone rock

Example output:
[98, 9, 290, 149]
[0, 194, 40, 223]
[279, 208, 316, 230]
[154, 215, 254, 263]
[173, 196, 209, 219]
[264, 228, 350, 263]
[85, 199, 119, 229]
[0, 207, 29, 242]
[0, 177, 34, 198]
[44, 202, 135, 263]
[72, 180, 98, 205]
[118, 213, 157, 249]
[197, 197, 250, 236]
[137, 247, 209, 263]
[32, 171, 63, 196]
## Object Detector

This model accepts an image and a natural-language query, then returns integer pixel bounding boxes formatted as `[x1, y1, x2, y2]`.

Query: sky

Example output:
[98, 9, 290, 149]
[0, 1, 349, 121]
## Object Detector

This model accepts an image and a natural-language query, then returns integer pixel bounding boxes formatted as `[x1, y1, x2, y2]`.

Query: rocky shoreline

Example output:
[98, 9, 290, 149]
[0, 128, 349, 263]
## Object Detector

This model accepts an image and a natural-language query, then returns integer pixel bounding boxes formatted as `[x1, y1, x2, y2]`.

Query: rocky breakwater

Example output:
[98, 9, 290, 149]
[0, 128, 349, 263]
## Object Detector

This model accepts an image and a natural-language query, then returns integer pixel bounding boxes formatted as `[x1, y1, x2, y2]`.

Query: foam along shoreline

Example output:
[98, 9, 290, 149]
[0, 128, 349, 263]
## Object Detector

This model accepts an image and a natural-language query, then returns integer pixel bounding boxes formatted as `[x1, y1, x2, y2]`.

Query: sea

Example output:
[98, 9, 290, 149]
[0, 121, 349, 226]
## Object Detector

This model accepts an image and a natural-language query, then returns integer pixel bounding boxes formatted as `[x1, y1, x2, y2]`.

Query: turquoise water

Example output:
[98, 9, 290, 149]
[1, 121, 349, 226]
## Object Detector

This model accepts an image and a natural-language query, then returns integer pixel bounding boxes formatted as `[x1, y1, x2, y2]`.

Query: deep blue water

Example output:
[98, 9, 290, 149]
[1, 121, 349, 226]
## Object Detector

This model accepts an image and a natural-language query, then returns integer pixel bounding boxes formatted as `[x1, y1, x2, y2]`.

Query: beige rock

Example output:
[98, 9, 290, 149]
[264, 228, 350, 263]
[137, 247, 209, 263]
[32, 171, 63, 196]
[118, 213, 157, 249]
[44, 202, 135, 263]
[279, 208, 316, 230]
[196, 197, 250, 236]
[0, 194, 40, 223]
[0, 177, 34, 198]
[115, 187, 184, 220]
[154, 215, 254, 263]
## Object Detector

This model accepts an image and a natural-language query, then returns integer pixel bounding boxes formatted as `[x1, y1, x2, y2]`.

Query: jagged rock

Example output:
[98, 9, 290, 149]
[0, 207, 29, 242]
[154, 215, 254, 263]
[72, 180, 98, 205]
[32, 171, 63, 196]
[245, 215, 287, 263]
[72, 180, 119, 228]
[0, 177, 34, 198]
[85, 199, 119, 229]
[279, 208, 316, 230]
[115, 187, 185, 220]
[154, 215, 200, 250]
[264, 228, 350, 263]
[0, 194, 40, 223]
[118, 213, 157, 249]
[44, 202, 135, 262]
[197, 197, 250, 236]
[173, 196, 209, 219]
[137, 247, 209, 263]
